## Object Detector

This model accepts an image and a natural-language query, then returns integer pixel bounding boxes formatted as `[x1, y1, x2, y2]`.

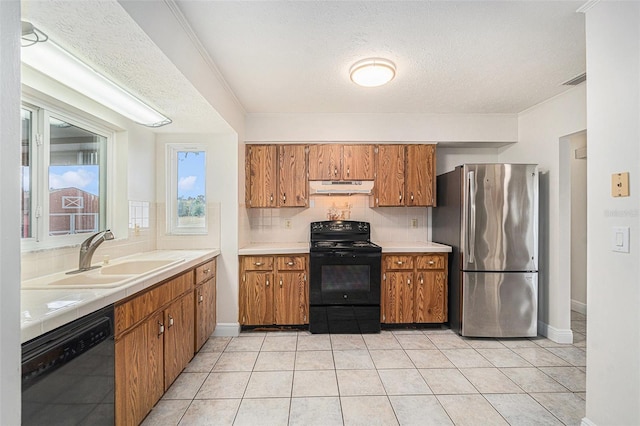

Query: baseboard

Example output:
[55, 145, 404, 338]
[537, 320, 574, 344]
[581, 417, 597, 426]
[571, 299, 587, 315]
[213, 322, 240, 337]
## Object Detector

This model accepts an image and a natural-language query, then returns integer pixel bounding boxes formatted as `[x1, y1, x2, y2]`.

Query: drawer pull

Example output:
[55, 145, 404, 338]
[287, 261, 294, 266]
[396, 261, 403, 265]
[428, 261, 435, 265]
[254, 262, 264, 266]
[203, 268, 211, 274]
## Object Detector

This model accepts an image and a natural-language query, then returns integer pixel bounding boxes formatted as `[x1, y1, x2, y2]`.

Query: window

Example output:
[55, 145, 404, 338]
[167, 144, 207, 235]
[21, 101, 112, 249]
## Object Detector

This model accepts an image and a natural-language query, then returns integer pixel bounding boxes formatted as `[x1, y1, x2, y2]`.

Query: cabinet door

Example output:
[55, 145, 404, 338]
[308, 144, 341, 180]
[279, 144, 308, 207]
[382, 271, 414, 323]
[375, 145, 405, 206]
[415, 271, 447, 323]
[246, 145, 277, 207]
[164, 292, 195, 390]
[343, 145, 374, 180]
[195, 277, 217, 352]
[115, 312, 164, 426]
[406, 145, 436, 206]
[241, 271, 274, 325]
[274, 271, 308, 325]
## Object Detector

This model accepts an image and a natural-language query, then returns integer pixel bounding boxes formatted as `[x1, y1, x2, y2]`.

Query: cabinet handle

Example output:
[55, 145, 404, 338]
[421, 278, 424, 284]
[287, 261, 294, 266]
[396, 261, 403, 265]
[428, 260, 435, 265]
[347, 166, 350, 177]
[266, 279, 270, 287]
[168, 315, 174, 328]
[270, 194, 274, 203]
[283, 193, 287, 204]
[199, 293, 204, 303]
[407, 279, 411, 286]
[254, 262, 263, 266]
[410, 192, 414, 201]
[334, 167, 338, 176]
[279, 278, 283, 287]
[203, 268, 211, 274]
[399, 192, 403, 202]
[158, 321, 165, 336]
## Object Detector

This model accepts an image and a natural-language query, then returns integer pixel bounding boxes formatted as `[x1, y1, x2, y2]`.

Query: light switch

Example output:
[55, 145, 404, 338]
[611, 172, 630, 197]
[612, 226, 630, 253]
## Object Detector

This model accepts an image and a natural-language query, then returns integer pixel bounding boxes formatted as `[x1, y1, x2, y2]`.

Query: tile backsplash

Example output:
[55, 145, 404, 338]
[248, 195, 430, 243]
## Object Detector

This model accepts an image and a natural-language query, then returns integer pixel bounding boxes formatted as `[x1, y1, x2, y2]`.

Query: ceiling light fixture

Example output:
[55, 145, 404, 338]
[349, 58, 396, 88]
[21, 22, 171, 128]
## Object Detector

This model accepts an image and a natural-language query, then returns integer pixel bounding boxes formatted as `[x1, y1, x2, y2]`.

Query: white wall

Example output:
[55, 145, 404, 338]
[584, 2, 640, 424]
[0, 1, 22, 423]
[499, 85, 586, 343]
[570, 132, 587, 312]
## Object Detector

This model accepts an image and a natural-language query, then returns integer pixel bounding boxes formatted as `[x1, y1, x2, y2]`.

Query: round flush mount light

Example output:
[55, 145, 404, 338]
[349, 58, 396, 87]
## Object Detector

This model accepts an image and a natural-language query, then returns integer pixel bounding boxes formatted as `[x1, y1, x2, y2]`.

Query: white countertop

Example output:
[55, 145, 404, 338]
[238, 241, 452, 255]
[21, 249, 219, 343]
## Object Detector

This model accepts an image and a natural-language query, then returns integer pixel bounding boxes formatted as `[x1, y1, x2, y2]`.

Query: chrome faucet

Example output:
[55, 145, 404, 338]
[67, 229, 114, 274]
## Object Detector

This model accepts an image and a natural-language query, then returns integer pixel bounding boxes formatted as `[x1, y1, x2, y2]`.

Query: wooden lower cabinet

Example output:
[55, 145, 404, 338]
[240, 255, 308, 326]
[382, 253, 448, 324]
[164, 292, 195, 390]
[195, 259, 217, 352]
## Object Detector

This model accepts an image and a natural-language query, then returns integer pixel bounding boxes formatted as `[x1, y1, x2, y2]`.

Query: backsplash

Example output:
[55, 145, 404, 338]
[248, 195, 430, 243]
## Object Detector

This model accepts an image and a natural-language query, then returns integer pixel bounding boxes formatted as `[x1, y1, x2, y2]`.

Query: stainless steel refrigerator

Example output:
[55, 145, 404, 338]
[433, 164, 539, 337]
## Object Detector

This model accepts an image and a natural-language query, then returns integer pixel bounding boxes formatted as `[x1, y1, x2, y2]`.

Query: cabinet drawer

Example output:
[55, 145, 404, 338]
[383, 255, 414, 270]
[195, 260, 216, 285]
[276, 255, 306, 271]
[242, 256, 274, 271]
[416, 255, 446, 270]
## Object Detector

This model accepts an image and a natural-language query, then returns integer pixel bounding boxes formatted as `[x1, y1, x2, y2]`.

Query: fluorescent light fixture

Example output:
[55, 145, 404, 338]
[349, 58, 396, 88]
[21, 33, 171, 127]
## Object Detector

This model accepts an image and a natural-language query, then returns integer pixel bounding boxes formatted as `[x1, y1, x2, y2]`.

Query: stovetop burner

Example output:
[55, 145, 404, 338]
[309, 221, 380, 253]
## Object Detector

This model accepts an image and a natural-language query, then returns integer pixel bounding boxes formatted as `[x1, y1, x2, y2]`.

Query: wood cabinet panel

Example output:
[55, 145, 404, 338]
[415, 271, 447, 323]
[164, 292, 194, 390]
[406, 144, 436, 207]
[195, 277, 216, 352]
[374, 145, 405, 206]
[246, 145, 277, 207]
[415, 254, 446, 270]
[343, 145, 375, 180]
[241, 271, 274, 325]
[195, 260, 215, 285]
[242, 256, 274, 271]
[276, 255, 306, 271]
[383, 255, 414, 271]
[308, 144, 341, 180]
[274, 271, 308, 325]
[278, 144, 308, 207]
[383, 271, 414, 324]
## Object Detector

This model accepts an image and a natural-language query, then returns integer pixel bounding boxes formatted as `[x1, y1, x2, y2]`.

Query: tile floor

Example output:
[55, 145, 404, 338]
[142, 311, 587, 426]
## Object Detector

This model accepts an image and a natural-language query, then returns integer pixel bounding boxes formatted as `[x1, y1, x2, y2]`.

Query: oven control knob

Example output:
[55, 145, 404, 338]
[343, 294, 348, 299]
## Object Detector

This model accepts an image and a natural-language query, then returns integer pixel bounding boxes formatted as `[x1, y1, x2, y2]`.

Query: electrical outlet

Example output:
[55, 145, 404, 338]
[411, 218, 418, 228]
[284, 219, 292, 229]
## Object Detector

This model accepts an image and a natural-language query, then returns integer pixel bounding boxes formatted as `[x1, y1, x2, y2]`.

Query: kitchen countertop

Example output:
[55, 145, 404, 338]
[238, 241, 452, 255]
[21, 249, 219, 343]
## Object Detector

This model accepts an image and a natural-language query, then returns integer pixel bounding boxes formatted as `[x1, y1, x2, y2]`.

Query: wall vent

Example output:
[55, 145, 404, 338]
[562, 72, 587, 86]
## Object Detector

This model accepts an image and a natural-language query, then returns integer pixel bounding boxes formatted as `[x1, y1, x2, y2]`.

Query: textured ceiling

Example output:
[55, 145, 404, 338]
[175, 0, 586, 114]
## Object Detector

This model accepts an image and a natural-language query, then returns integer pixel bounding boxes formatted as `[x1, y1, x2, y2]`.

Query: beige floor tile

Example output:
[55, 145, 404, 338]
[499, 338, 540, 348]
[571, 320, 587, 334]
[195, 372, 250, 399]
[460, 368, 523, 393]
[419, 368, 478, 394]
[233, 397, 290, 426]
[331, 334, 367, 350]
[389, 395, 453, 426]
[422, 328, 457, 335]
[295, 350, 335, 370]
[576, 392, 586, 400]
[292, 370, 339, 397]
[289, 397, 343, 426]
[178, 399, 240, 426]
[571, 311, 586, 321]
[427, 334, 472, 349]
[253, 351, 296, 371]
[485, 393, 562, 425]
[341, 395, 399, 426]
[363, 332, 402, 349]
[369, 349, 414, 369]
[531, 392, 586, 425]
[511, 347, 571, 367]
[463, 338, 506, 349]
[500, 367, 569, 393]
[183, 351, 222, 373]
[261, 335, 298, 352]
[296, 334, 332, 351]
[212, 351, 258, 372]
[437, 394, 508, 426]
[224, 336, 264, 352]
[405, 350, 455, 369]
[336, 369, 386, 396]
[163, 372, 208, 400]
[532, 336, 573, 348]
[333, 350, 375, 370]
[244, 371, 293, 398]
[546, 346, 587, 367]
[378, 368, 432, 395]
[441, 349, 493, 368]
[539, 366, 586, 392]
[476, 348, 532, 367]
[141, 399, 191, 426]
[395, 334, 437, 350]
[200, 337, 231, 352]
[391, 328, 426, 335]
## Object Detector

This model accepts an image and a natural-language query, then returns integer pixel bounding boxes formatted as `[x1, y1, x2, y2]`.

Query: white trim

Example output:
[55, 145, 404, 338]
[581, 417, 597, 426]
[213, 323, 241, 337]
[538, 320, 574, 344]
[571, 299, 588, 316]
[577, 0, 600, 14]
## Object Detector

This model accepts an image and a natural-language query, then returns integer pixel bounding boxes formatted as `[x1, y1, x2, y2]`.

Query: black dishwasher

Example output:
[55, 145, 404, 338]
[21, 304, 114, 425]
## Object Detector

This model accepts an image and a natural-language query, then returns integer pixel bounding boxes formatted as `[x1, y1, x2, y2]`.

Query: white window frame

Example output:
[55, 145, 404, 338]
[166, 144, 208, 235]
[21, 96, 116, 252]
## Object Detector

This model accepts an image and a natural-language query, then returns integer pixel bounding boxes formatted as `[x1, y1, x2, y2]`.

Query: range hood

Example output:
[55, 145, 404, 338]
[309, 180, 374, 195]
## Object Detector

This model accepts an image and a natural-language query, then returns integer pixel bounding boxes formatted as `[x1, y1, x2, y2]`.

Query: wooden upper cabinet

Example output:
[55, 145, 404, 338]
[279, 144, 308, 207]
[308, 144, 341, 180]
[342, 145, 375, 180]
[246, 145, 277, 208]
[406, 144, 436, 207]
[374, 145, 405, 206]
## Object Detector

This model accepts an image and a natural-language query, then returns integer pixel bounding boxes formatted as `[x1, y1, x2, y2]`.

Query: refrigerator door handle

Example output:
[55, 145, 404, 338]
[467, 171, 476, 264]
